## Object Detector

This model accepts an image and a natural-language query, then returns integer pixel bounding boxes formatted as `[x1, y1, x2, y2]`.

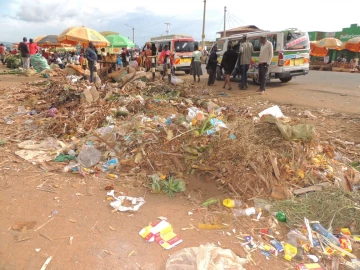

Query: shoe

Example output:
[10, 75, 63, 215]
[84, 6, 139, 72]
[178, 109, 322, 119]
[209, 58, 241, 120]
[223, 86, 225, 89]
[240, 87, 245, 90]
[198, 77, 200, 82]
[260, 91, 265, 95]
[228, 87, 232, 90]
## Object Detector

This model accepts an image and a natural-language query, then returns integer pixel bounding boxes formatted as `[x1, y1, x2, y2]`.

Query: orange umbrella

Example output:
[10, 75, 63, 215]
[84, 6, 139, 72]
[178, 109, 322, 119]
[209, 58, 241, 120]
[345, 37, 360, 52]
[58, 26, 110, 47]
[310, 41, 328, 57]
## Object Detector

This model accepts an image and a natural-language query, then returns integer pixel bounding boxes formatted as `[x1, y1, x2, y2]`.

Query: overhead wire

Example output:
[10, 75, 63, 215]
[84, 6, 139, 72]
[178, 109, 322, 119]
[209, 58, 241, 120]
[136, 14, 182, 30]
[170, 11, 221, 32]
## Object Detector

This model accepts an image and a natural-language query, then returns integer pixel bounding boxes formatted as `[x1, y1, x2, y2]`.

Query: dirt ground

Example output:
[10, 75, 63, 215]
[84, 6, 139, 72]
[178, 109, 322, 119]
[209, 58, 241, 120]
[0, 65, 359, 270]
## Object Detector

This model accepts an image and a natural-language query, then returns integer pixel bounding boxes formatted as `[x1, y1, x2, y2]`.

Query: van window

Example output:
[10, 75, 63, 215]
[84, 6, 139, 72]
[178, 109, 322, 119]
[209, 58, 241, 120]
[267, 35, 277, 51]
[174, 41, 194, 52]
[215, 39, 225, 52]
[250, 38, 261, 51]
[250, 35, 277, 52]
[284, 32, 309, 50]
[158, 42, 171, 53]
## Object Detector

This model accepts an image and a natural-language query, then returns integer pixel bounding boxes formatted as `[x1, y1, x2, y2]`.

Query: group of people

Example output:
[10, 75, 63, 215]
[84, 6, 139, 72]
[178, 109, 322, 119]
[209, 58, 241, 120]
[17, 37, 40, 69]
[206, 34, 273, 94]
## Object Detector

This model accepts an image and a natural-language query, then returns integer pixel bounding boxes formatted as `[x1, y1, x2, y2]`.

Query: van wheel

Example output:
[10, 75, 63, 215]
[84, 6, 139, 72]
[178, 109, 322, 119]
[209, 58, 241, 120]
[185, 70, 190, 74]
[280, 77, 292, 83]
[252, 78, 260, 85]
[216, 66, 223, 81]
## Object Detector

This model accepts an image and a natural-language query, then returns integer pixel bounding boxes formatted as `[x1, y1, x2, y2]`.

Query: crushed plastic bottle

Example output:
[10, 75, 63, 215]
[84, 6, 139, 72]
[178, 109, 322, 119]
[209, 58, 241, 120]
[77, 145, 101, 168]
[311, 223, 340, 246]
[223, 199, 242, 208]
[287, 229, 308, 247]
[233, 207, 260, 217]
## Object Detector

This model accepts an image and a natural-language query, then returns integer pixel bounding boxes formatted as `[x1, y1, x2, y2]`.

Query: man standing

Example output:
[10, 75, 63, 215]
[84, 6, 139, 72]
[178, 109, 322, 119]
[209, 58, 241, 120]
[258, 35, 273, 95]
[0, 43, 6, 65]
[206, 45, 218, 86]
[18, 37, 30, 70]
[85, 42, 98, 83]
[239, 35, 254, 90]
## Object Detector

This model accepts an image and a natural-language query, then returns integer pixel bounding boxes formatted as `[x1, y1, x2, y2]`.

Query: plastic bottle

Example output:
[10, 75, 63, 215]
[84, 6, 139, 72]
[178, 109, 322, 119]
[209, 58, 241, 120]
[275, 211, 287, 222]
[287, 229, 308, 247]
[223, 199, 243, 208]
[311, 223, 340, 246]
[284, 243, 298, 261]
[253, 198, 271, 212]
[233, 207, 259, 217]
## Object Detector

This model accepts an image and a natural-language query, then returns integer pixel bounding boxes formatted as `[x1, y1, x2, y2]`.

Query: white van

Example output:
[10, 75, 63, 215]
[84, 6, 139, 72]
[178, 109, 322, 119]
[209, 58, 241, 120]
[213, 29, 310, 83]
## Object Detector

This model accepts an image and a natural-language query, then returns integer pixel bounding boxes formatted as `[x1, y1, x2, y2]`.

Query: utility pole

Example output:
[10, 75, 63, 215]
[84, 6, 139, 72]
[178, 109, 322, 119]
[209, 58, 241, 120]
[125, 24, 135, 43]
[201, 0, 206, 50]
[223, 6, 227, 38]
[165, 23, 171, 35]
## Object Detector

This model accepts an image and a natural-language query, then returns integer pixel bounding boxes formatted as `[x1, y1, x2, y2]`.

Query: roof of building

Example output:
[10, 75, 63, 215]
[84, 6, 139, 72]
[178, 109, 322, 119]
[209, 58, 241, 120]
[217, 25, 261, 34]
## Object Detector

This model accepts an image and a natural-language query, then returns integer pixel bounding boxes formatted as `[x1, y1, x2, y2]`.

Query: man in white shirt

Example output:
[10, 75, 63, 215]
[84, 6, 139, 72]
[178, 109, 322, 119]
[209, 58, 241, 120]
[258, 35, 273, 94]
[239, 35, 254, 90]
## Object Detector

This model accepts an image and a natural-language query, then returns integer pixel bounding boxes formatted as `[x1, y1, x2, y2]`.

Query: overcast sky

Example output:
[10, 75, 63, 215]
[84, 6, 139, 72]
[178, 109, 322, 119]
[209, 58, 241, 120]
[0, 0, 357, 45]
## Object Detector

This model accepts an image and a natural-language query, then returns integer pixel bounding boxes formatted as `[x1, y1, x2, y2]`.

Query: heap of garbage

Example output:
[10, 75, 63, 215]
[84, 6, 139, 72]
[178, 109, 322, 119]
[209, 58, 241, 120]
[2, 70, 359, 200]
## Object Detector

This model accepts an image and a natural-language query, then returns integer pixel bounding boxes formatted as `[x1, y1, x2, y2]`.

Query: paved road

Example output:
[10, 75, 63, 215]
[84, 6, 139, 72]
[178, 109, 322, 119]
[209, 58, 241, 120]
[178, 69, 360, 114]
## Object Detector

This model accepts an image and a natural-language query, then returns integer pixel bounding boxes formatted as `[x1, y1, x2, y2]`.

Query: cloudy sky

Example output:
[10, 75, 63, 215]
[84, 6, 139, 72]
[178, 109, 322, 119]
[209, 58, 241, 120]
[0, 0, 357, 45]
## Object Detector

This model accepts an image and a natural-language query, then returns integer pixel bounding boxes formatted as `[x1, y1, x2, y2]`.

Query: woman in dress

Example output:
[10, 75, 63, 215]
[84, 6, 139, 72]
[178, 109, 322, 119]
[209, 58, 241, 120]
[220, 44, 238, 90]
[191, 44, 203, 82]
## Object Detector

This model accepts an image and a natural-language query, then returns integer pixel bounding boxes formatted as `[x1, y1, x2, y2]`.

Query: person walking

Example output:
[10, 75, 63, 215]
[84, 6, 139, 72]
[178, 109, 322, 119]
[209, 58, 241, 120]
[239, 35, 254, 90]
[220, 44, 238, 90]
[0, 43, 6, 65]
[18, 37, 30, 70]
[85, 42, 98, 83]
[206, 45, 218, 86]
[258, 35, 273, 95]
[190, 44, 203, 82]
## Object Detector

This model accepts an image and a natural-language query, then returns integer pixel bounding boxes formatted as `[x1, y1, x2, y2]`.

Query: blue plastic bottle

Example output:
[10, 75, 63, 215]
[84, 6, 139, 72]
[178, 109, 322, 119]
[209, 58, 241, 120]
[311, 223, 340, 246]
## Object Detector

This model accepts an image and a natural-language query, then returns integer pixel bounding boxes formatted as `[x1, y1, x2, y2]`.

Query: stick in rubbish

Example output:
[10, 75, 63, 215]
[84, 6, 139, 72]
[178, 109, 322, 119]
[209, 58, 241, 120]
[34, 217, 55, 232]
[40, 256, 53, 270]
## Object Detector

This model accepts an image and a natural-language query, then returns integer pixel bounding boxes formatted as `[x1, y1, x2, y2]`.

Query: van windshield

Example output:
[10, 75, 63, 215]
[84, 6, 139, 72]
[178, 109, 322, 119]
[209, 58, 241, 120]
[174, 41, 195, 52]
[284, 32, 309, 50]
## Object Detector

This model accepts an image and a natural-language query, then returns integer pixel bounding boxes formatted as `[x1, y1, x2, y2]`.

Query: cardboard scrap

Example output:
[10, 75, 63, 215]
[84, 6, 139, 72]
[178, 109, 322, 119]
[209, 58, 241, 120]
[139, 219, 183, 250]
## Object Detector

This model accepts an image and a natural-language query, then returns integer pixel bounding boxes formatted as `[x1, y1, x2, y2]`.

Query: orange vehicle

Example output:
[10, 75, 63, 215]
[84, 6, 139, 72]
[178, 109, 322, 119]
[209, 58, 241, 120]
[150, 34, 196, 74]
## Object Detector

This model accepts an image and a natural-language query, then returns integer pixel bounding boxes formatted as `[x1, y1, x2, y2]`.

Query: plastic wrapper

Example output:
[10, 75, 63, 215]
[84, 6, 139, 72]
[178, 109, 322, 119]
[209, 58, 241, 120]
[166, 243, 246, 270]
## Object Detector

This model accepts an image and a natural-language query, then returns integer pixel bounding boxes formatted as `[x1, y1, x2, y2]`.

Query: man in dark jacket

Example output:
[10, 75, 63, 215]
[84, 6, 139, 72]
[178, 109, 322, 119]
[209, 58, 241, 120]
[18, 37, 30, 70]
[85, 42, 98, 83]
[206, 45, 218, 86]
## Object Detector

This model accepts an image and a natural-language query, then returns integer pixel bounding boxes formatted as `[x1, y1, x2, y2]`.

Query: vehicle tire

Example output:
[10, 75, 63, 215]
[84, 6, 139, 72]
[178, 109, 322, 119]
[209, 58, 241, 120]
[280, 77, 292, 83]
[185, 70, 190, 74]
[216, 66, 223, 81]
[252, 77, 260, 85]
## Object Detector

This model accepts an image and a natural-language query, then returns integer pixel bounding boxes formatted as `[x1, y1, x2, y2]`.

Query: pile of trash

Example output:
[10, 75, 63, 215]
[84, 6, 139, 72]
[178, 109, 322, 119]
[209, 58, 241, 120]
[3, 71, 360, 199]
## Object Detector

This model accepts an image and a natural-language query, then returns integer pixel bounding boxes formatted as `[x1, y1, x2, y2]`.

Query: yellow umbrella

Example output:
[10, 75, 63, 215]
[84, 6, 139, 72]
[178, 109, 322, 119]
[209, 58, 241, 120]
[316, 38, 343, 49]
[58, 26, 110, 47]
[310, 41, 328, 57]
[345, 37, 360, 52]
[100, 31, 119, 36]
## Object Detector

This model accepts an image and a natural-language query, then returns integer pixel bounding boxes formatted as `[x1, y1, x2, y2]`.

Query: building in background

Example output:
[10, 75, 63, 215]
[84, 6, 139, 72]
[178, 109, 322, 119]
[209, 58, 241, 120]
[217, 25, 261, 38]
[309, 24, 360, 62]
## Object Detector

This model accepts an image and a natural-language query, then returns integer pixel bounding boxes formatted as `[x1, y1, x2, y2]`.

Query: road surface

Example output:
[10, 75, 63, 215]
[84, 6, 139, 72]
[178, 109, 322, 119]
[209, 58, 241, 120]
[179, 69, 360, 115]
